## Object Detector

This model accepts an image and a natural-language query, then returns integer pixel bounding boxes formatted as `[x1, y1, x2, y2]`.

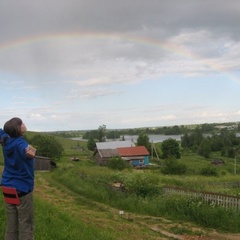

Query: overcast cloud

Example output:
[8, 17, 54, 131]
[0, 0, 240, 131]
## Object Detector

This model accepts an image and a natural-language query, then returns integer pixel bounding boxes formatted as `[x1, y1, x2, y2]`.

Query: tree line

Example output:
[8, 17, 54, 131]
[28, 122, 240, 169]
[181, 127, 240, 158]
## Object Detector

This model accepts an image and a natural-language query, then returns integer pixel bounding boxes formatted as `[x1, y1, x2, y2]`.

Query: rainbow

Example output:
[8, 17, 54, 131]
[0, 31, 191, 56]
[0, 31, 239, 83]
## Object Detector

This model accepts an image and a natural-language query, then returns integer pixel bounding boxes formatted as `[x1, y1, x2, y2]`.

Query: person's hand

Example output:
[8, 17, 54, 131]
[26, 145, 36, 158]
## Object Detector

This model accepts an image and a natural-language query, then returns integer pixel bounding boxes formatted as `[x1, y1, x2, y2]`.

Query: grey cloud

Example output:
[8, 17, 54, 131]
[1, 0, 240, 87]
[1, 0, 240, 42]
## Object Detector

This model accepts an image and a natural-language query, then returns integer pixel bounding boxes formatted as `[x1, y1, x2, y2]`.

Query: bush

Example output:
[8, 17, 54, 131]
[107, 157, 129, 170]
[161, 138, 181, 159]
[116, 172, 160, 198]
[87, 137, 96, 151]
[200, 165, 218, 176]
[161, 158, 187, 175]
[30, 134, 64, 160]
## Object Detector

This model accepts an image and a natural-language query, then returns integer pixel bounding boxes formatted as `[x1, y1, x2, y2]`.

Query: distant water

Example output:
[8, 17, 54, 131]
[123, 135, 181, 143]
[71, 134, 181, 143]
[72, 132, 240, 143]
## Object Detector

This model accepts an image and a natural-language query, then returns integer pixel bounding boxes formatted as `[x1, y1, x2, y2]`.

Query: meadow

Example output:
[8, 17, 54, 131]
[1, 134, 240, 239]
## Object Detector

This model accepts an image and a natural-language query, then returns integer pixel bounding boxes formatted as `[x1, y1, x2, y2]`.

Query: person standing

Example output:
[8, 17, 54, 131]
[0, 117, 36, 240]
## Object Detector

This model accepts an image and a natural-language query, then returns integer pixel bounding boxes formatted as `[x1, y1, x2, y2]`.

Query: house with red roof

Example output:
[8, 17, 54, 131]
[94, 141, 135, 165]
[94, 141, 150, 167]
[117, 146, 150, 167]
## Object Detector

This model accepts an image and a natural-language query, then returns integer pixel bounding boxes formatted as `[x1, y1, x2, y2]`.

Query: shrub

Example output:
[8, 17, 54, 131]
[107, 157, 129, 170]
[87, 137, 96, 151]
[200, 165, 218, 176]
[30, 134, 64, 160]
[161, 158, 187, 175]
[161, 138, 181, 159]
[117, 172, 160, 198]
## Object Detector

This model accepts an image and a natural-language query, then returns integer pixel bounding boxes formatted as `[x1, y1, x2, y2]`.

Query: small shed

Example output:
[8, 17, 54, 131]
[211, 158, 225, 166]
[94, 149, 119, 165]
[34, 156, 53, 171]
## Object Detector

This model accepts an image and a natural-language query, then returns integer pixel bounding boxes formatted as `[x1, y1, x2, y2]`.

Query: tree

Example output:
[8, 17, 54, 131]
[198, 139, 212, 158]
[161, 138, 181, 159]
[98, 124, 106, 142]
[87, 137, 96, 151]
[220, 129, 239, 146]
[181, 133, 192, 149]
[137, 133, 151, 152]
[210, 133, 224, 151]
[106, 130, 121, 140]
[82, 130, 98, 140]
[201, 123, 215, 133]
[30, 134, 64, 160]
[191, 127, 204, 151]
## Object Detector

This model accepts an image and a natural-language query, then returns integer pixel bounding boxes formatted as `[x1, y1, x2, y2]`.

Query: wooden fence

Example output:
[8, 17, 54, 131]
[163, 185, 240, 211]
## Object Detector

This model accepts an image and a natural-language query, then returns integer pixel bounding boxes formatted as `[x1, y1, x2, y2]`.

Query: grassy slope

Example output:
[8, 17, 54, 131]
[32, 170, 240, 240]
[1, 133, 240, 239]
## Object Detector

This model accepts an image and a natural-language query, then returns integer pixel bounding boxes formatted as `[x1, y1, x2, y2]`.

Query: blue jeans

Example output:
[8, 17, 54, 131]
[5, 192, 34, 240]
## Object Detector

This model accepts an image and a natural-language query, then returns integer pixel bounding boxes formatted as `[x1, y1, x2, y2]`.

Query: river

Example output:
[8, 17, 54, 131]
[72, 132, 240, 143]
[121, 134, 181, 143]
[71, 134, 181, 143]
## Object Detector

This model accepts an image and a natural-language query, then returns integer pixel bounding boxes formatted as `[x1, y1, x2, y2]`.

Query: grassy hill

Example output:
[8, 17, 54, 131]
[1, 132, 240, 239]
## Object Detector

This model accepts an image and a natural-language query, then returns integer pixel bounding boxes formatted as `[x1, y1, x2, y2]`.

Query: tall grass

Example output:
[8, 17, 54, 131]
[162, 195, 240, 232]
[34, 198, 114, 240]
[0, 194, 115, 240]
[2, 133, 240, 235]
[48, 160, 240, 232]
[0, 198, 6, 239]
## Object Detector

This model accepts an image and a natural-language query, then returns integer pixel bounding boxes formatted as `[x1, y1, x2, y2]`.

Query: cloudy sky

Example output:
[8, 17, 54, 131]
[0, 0, 240, 131]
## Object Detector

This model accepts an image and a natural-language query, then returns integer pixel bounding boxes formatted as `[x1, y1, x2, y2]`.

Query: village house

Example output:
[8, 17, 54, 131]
[117, 146, 150, 167]
[94, 140, 134, 165]
[94, 141, 150, 167]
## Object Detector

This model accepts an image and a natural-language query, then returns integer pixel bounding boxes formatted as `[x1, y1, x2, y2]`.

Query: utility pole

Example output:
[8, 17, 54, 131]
[151, 141, 153, 161]
[234, 156, 236, 175]
[151, 141, 160, 162]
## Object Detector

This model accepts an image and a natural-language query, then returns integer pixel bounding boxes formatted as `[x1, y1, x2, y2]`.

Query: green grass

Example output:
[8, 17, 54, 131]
[34, 198, 114, 240]
[1, 132, 240, 238]
[0, 193, 116, 240]
[46, 160, 240, 232]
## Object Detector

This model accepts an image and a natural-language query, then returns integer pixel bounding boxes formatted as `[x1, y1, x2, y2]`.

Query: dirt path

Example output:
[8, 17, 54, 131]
[34, 174, 240, 240]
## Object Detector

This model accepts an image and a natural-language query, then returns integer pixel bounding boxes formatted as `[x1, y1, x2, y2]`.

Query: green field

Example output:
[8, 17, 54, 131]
[1, 134, 240, 239]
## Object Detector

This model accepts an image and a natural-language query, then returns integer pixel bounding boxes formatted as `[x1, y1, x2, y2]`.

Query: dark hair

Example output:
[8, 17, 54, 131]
[4, 117, 23, 138]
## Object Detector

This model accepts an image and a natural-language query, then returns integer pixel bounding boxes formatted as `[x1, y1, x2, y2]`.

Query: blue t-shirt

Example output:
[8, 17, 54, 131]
[0, 129, 35, 193]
